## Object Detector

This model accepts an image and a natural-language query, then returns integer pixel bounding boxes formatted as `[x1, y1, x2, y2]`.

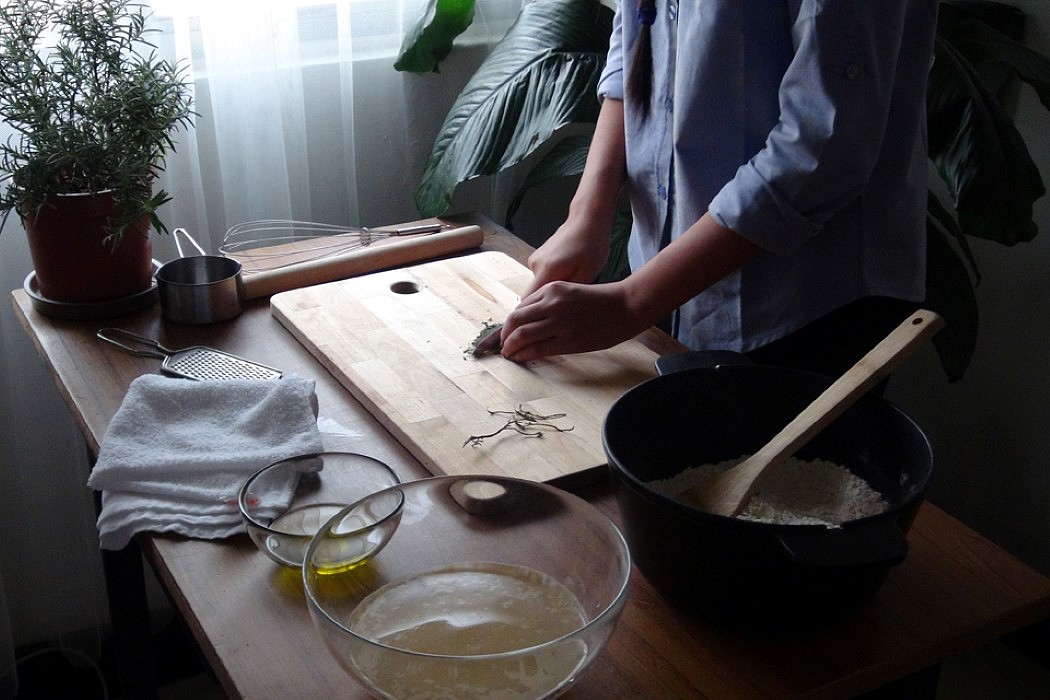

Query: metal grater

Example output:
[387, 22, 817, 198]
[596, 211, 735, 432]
[97, 328, 282, 381]
[161, 346, 282, 380]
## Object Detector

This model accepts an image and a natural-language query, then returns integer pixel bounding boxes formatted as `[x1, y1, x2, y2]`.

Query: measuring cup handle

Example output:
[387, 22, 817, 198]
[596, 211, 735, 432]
[172, 227, 208, 258]
[96, 328, 171, 359]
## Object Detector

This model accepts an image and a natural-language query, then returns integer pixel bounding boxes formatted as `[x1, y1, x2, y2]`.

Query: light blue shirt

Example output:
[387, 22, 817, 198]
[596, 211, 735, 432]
[598, 0, 936, 351]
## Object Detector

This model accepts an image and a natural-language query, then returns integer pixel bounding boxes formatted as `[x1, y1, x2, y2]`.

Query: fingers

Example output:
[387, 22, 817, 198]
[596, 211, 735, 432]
[502, 337, 556, 363]
[499, 281, 615, 361]
[518, 278, 544, 302]
[497, 277, 639, 362]
[498, 283, 567, 360]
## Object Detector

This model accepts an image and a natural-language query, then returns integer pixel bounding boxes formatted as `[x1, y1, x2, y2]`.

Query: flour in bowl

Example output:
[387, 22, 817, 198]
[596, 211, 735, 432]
[647, 456, 890, 526]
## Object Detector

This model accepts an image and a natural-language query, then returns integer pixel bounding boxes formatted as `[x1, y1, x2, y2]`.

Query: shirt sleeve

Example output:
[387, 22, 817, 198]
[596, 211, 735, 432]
[597, 2, 625, 101]
[709, 0, 916, 255]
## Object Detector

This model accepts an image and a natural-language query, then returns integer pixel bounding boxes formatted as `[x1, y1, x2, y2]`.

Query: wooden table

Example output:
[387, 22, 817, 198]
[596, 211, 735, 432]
[12, 213, 1050, 699]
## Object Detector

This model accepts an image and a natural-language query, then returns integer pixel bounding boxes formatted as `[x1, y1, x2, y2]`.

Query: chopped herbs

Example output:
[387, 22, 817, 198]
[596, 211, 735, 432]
[466, 319, 503, 357]
[464, 406, 574, 447]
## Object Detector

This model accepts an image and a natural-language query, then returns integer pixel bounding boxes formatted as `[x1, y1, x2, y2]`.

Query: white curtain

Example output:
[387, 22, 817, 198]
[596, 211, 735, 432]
[147, 0, 519, 260]
[0, 0, 519, 686]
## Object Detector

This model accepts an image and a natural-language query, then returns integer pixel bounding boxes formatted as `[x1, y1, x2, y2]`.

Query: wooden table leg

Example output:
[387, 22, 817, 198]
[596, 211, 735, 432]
[101, 541, 158, 700]
[90, 439, 158, 700]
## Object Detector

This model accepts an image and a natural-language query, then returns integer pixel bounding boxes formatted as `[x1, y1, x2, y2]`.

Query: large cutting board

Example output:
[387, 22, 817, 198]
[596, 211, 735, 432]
[271, 251, 659, 485]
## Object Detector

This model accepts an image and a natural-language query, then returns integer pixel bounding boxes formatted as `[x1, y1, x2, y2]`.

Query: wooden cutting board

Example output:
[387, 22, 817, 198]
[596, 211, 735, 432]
[270, 251, 660, 485]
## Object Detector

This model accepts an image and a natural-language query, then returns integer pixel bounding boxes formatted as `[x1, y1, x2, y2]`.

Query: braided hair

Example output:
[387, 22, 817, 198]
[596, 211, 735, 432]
[627, 0, 657, 119]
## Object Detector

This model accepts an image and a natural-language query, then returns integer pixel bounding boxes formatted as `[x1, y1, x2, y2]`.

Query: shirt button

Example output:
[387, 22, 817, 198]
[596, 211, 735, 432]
[845, 64, 861, 80]
[664, 95, 674, 112]
[657, 185, 668, 201]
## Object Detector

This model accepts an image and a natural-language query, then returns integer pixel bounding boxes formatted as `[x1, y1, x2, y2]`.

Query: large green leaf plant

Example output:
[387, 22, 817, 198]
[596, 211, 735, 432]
[403, 0, 612, 217]
[399, 0, 1050, 382]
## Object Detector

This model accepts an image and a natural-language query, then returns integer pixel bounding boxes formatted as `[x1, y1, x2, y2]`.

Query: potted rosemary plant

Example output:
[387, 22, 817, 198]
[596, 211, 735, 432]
[0, 0, 193, 308]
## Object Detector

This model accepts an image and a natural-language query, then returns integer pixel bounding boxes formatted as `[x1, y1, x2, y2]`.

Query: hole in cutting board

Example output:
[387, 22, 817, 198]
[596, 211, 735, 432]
[390, 281, 420, 295]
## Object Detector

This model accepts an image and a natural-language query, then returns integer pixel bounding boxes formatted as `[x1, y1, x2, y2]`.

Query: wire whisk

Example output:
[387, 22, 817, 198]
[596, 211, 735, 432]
[218, 219, 444, 272]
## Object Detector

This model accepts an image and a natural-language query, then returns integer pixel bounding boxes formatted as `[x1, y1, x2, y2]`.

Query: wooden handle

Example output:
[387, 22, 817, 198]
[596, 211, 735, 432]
[240, 225, 485, 299]
[683, 309, 945, 517]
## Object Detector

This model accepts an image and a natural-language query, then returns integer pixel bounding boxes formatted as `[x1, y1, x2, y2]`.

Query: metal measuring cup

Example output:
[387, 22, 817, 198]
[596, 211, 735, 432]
[155, 228, 244, 324]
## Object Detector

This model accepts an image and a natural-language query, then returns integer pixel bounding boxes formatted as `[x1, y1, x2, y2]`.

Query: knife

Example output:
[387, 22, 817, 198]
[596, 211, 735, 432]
[470, 323, 504, 357]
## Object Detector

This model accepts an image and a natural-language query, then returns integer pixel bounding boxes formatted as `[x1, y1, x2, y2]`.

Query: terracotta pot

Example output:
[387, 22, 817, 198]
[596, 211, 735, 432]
[22, 191, 154, 303]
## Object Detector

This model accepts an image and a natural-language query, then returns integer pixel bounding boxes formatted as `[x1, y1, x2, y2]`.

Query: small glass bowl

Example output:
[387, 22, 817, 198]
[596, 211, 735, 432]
[238, 452, 401, 568]
[303, 476, 631, 699]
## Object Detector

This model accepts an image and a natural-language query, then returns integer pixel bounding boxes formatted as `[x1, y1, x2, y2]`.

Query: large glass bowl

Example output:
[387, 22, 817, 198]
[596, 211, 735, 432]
[303, 476, 631, 699]
[238, 452, 401, 568]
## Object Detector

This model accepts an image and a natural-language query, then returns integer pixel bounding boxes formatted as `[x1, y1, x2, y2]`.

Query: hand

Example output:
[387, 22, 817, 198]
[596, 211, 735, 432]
[500, 213, 762, 362]
[520, 216, 613, 299]
[499, 279, 644, 362]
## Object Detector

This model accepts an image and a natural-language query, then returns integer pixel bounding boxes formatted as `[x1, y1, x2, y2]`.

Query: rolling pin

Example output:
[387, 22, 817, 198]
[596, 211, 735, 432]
[239, 224, 485, 299]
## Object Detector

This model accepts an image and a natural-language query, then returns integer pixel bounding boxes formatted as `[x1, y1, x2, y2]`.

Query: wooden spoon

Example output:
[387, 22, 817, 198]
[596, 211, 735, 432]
[680, 309, 945, 517]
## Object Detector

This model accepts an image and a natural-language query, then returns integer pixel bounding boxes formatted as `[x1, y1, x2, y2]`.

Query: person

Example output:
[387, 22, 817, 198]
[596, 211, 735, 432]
[496, 0, 938, 380]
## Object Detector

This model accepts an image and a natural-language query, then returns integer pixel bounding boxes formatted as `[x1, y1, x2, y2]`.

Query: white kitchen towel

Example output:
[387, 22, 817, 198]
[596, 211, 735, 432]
[93, 476, 301, 550]
[89, 373, 324, 549]
[95, 491, 246, 548]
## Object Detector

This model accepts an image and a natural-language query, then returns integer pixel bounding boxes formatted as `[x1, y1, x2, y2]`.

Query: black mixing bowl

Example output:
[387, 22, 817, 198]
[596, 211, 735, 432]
[603, 356, 932, 625]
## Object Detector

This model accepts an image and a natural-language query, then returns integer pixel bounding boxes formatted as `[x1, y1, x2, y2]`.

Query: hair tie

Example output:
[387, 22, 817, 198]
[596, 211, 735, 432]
[637, 3, 656, 26]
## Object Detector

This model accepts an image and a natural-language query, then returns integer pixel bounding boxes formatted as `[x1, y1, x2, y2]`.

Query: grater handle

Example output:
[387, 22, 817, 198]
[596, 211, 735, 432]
[96, 328, 174, 359]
